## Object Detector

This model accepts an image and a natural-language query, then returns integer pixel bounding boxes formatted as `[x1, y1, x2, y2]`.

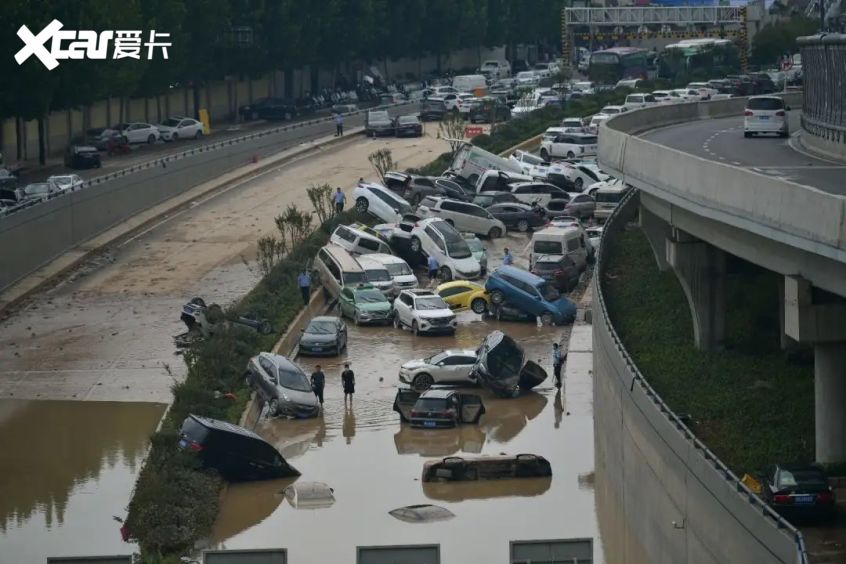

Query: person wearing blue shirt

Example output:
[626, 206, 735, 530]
[297, 269, 312, 305]
[427, 254, 439, 284]
[334, 112, 344, 137]
[503, 248, 513, 266]
[334, 187, 346, 215]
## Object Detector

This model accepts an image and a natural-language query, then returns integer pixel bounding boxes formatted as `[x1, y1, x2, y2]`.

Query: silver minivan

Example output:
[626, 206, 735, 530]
[313, 244, 367, 300]
[417, 196, 507, 239]
[330, 224, 393, 256]
[355, 256, 396, 298]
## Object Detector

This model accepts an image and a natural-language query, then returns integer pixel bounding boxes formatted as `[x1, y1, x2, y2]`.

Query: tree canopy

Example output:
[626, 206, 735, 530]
[751, 16, 819, 67]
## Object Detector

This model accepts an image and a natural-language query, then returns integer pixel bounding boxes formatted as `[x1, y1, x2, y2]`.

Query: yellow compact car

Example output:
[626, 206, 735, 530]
[436, 281, 490, 314]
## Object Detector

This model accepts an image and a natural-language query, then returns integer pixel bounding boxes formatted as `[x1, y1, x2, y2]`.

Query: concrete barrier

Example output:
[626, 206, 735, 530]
[598, 94, 846, 269]
[593, 190, 808, 564]
[0, 102, 415, 293]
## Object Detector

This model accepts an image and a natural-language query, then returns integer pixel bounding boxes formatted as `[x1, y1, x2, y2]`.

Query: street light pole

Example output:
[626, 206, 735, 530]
[820, 0, 826, 31]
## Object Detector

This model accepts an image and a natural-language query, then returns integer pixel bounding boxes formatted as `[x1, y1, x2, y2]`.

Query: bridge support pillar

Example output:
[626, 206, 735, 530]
[784, 275, 846, 463]
[639, 205, 671, 272]
[666, 230, 726, 351]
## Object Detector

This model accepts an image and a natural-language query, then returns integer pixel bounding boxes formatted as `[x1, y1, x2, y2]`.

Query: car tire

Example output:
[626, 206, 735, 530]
[268, 398, 279, 416]
[195, 130, 203, 140]
[574, 177, 584, 190]
[488, 226, 502, 239]
[541, 311, 555, 326]
[566, 151, 575, 159]
[356, 197, 369, 214]
[412, 320, 420, 336]
[410, 236, 422, 253]
[744, 131, 751, 138]
[490, 290, 505, 305]
[540, 149, 550, 160]
[517, 219, 529, 232]
[172, 133, 179, 141]
[148, 134, 156, 144]
[412, 373, 434, 391]
[439, 266, 453, 282]
[471, 297, 488, 314]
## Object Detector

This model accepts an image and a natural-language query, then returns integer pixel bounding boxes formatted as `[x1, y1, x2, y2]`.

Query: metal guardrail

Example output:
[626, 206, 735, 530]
[799, 34, 846, 146]
[0, 101, 416, 220]
[595, 189, 809, 564]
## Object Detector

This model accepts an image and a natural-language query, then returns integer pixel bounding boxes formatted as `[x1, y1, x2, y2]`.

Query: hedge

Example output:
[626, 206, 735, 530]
[125, 209, 365, 558]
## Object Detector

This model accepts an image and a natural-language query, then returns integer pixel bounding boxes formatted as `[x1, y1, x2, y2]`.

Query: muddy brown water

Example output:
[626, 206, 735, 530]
[0, 400, 165, 562]
[208, 310, 605, 562]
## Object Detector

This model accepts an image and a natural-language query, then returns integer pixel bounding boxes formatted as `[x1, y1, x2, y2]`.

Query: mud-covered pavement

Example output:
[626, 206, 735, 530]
[0, 133, 448, 403]
[207, 272, 602, 562]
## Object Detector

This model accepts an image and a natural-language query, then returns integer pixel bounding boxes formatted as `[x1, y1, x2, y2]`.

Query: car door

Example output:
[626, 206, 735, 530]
[397, 293, 413, 325]
[393, 389, 420, 422]
[457, 393, 485, 423]
[438, 200, 466, 231]
[439, 355, 474, 383]
[573, 194, 594, 217]
[339, 288, 354, 318]
[456, 202, 487, 233]
[531, 184, 553, 207]
[257, 357, 276, 401]
[438, 284, 471, 310]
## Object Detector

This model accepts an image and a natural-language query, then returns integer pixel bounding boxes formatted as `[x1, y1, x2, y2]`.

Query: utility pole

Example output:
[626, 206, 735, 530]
[819, 0, 826, 31]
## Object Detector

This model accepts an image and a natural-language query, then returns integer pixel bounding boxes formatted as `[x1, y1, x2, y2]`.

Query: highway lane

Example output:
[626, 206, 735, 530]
[642, 115, 846, 196]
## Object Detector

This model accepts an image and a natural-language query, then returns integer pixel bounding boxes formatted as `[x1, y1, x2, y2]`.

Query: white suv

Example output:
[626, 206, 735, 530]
[392, 289, 458, 336]
[353, 182, 413, 223]
[539, 132, 598, 161]
[479, 60, 511, 79]
[399, 349, 478, 390]
[410, 218, 481, 281]
[744, 96, 789, 138]
[624, 93, 657, 109]
[417, 196, 506, 239]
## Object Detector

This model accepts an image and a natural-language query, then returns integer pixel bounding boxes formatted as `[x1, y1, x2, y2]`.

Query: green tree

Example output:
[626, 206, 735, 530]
[751, 17, 819, 67]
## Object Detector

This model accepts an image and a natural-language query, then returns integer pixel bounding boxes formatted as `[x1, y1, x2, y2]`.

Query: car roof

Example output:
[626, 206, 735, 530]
[321, 243, 364, 269]
[311, 316, 339, 323]
[438, 280, 484, 291]
[366, 253, 405, 265]
[263, 352, 302, 373]
[494, 264, 545, 285]
[748, 95, 784, 101]
[355, 256, 388, 269]
[419, 389, 456, 399]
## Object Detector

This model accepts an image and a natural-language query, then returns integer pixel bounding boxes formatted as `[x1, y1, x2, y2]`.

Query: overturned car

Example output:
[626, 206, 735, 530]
[472, 331, 547, 398]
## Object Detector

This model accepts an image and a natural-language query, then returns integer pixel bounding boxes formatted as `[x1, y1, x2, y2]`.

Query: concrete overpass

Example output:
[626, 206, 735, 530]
[598, 96, 846, 463]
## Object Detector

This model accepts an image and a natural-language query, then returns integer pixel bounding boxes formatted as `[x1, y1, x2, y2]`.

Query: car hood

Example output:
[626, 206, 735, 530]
[419, 308, 455, 319]
[279, 387, 319, 407]
[359, 302, 392, 313]
[451, 256, 481, 273]
[401, 359, 431, 372]
[301, 332, 337, 344]
[552, 296, 578, 316]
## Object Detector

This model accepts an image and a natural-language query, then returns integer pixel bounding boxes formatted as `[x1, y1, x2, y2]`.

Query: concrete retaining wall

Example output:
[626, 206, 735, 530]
[598, 94, 846, 267]
[0, 102, 414, 293]
[593, 190, 808, 564]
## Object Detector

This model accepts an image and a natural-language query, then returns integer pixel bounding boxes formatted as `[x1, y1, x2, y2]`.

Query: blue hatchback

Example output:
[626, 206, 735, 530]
[485, 265, 577, 325]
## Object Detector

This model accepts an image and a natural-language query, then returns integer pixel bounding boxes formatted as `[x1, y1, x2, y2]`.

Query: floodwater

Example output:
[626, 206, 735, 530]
[0, 400, 166, 563]
[209, 307, 604, 563]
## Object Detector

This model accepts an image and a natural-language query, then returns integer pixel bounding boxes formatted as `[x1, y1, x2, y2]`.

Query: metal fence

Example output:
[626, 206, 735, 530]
[798, 33, 846, 144]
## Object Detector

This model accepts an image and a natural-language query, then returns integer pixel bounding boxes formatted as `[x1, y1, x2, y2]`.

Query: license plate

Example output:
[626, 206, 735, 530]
[178, 438, 188, 448]
[794, 494, 814, 504]
[759, 116, 770, 120]
[312, 347, 322, 351]
[424, 421, 436, 428]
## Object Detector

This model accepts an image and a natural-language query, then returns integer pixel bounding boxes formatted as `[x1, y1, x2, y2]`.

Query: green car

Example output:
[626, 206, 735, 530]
[464, 236, 488, 274]
[338, 284, 393, 325]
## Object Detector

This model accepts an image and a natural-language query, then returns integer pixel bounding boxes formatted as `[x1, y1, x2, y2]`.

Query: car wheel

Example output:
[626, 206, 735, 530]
[541, 311, 555, 326]
[471, 297, 488, 314]
[566, 151, 575, 159]
[172, 133, 179, 141]
[439, 266, 453, 282]
[148, 134, 156, 144]
[490, 290, 505, 305]
[412, 373, 434, 391]
[574, 177, 583, 190]
[268, 398, 279, 416]
[195, 130, 203, 140]
[393, 312, 401, 329]
[540, 149, 550, 160]
[412, 320, 420, 336]
[356, 197, 369, 213]
[744, 131, 751, 138]
[410, 236, 422, 253]
[488, 226, 502, 239]
[517, 219, 529, 232]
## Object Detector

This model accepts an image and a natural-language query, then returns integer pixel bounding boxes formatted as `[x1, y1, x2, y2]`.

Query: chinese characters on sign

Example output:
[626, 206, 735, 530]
[15, 19, 171, 70]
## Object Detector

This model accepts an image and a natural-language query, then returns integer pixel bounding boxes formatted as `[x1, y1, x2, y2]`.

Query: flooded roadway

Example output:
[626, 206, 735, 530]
[208, 274, 604, 562]
[0, 400, 165, 562]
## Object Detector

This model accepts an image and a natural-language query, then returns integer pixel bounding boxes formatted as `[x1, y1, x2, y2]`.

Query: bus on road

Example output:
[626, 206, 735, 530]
[658, 39, 740, 80]
[588, 47, 650, 85]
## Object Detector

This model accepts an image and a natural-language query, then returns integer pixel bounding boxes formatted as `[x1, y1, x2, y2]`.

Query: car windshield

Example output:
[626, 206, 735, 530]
[415, 296, 448, 310]
[52, 177, 72, 186]
[416, 398, 448, 411]
[278, 368, 312, 393]
[465, 239, 483, 252]
[573, 136, 597, 144]
[161, 118, 180, 126]
[365, 268, 391, 282]
[343, 271, 367, 285]
[473, 195, 493, 207]
[778, 469, 828, 488]
[25, 184, 50, 195]
[385, 262, 413, 276]
[306, 320, 337, 334]
[521, 153, 545, 165]
[540, 283, 560, 301]
[355, 289, 386, 303]
[596, 191, 624, 204]
[534, 241, 563, 254]
[747, 98, 784, 110]
[398, 116, 419, 124]
[426, 351, 450, 364]
[445, 238, 472, 259]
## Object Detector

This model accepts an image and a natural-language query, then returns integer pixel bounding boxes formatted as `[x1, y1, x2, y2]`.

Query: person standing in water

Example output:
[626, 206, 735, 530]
[341, 362, 355, 404]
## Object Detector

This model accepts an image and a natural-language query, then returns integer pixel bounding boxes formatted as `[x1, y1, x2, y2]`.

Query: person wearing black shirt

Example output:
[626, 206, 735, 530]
[310, 365, 326, 408]
[341, 362, 355, 404]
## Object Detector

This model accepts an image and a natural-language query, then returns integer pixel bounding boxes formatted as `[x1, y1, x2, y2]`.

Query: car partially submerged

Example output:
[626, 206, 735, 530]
[393, 388, 485, 428]
[246, 353, 320, 418]
[421, 454, 552, 482]
[178, 414, 300, 481]
[472, 331, 548, 397]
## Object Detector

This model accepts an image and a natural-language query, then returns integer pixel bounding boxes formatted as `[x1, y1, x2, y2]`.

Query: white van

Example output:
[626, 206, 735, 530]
[355, 256, 396, 298]
[449, 142, 523, 186]
[593, 181, 630, 221]
[366, 253, 418, 295]
[314, 244, 367, 300]
[452, 74, 488, 93]
[529, 226, 587, 272]
[330, 224, 393, 256]
[475, 169, 533, 194]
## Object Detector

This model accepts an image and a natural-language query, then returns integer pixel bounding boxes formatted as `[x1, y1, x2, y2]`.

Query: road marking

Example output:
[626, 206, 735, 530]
[749, 165, 846, 170]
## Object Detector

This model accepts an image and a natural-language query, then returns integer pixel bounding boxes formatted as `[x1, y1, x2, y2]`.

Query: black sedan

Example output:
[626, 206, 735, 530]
[239, 97, 299, 121]
[471, 191, 519, 209]
[394, 115, 423, 137]
[298, 316, 347, 356]
[487, 202, 546, 232]
[64, 145, 101, 169]
[764, 463, 836, 522]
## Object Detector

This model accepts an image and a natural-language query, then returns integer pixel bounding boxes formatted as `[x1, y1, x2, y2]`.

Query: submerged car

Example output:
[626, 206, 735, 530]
[436, 280, 490, 314]
[245, 353, 320, 418]
[298, 316, 347, 356]
[178, 414, 300, 481]
[764, 463, 836, 521]
[393, 388, 485, 428]
[472, 330, 548, 397]
[399, 348, 479, 390]
[338, 283, 393, 325]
